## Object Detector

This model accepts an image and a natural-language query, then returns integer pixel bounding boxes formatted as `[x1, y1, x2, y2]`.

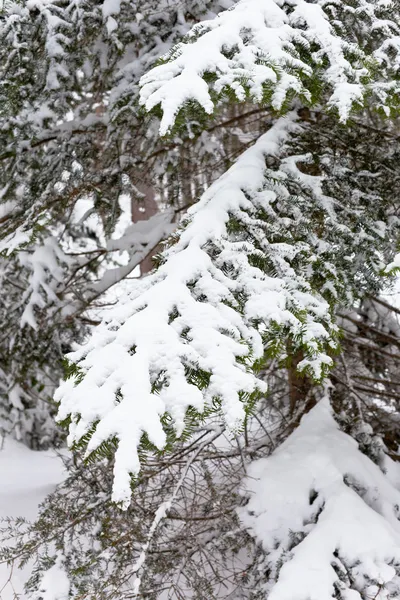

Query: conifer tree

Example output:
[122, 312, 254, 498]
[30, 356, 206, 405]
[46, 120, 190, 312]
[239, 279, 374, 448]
[1, 0, 400, 599]
[0, 0, 237, 445]
[56, 0, 400, 505]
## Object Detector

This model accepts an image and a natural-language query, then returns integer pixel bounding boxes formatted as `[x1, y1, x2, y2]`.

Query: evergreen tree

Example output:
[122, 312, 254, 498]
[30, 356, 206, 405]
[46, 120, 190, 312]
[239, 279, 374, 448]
[1, 0, 400, 599]
[0, 0, 240, 446]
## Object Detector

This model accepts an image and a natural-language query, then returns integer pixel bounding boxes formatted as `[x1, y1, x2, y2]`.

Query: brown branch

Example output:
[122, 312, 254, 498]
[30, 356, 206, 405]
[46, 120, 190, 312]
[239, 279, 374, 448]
[352, 374, 400, 387]
[0, 125, 107, 162]
[367, 295, 400, 318]
[339, 312, 400, 348]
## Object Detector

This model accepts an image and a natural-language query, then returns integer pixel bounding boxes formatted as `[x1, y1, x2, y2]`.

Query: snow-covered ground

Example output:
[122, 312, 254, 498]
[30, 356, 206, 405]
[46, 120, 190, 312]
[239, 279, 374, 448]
[0, 439, 65, 599]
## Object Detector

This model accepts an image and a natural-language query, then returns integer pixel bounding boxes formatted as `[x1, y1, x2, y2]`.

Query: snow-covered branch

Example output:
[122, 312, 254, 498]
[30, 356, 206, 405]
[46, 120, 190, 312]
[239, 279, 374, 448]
[84, 210, 176, 299]
[56, 114, 339, 507]
[140, 0, 400, 134]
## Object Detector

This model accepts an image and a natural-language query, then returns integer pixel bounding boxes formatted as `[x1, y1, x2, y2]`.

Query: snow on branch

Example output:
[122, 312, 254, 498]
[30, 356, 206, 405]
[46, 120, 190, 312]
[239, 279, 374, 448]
[385, 253, 400, 274]
[19, 237, 67, 330]
[56, 114, 338, 507]
[240, 398, 400, 600]
[140, 0, 400, 134]
[84, 210, 176, 299]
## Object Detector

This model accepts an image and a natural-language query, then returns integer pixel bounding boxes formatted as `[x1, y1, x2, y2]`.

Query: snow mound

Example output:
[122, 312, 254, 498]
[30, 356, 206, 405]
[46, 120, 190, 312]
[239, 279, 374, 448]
[240, 399, 400, 600]
[0, 439, 65, 599]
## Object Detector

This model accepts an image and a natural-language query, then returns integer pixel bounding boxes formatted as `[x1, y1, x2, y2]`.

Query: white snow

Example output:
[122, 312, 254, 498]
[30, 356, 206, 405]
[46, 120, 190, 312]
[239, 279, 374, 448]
[33, 555, 70, 600]
[19, 237, 67, 330]
[139, 0, 395, 134]
[386, 253, 400, 273]
[0, 439, 65, 599]
[240, 399, 400, 600]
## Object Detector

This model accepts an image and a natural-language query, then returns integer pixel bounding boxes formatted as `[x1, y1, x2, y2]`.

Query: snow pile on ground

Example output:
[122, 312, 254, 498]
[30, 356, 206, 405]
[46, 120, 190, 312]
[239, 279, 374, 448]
[240, 399, 400, 600]
[0, 439, 65, 599]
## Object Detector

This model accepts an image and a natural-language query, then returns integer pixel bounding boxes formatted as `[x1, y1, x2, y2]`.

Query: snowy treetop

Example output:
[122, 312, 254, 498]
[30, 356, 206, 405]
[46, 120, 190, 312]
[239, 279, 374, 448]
[140, 0, 400, 134]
